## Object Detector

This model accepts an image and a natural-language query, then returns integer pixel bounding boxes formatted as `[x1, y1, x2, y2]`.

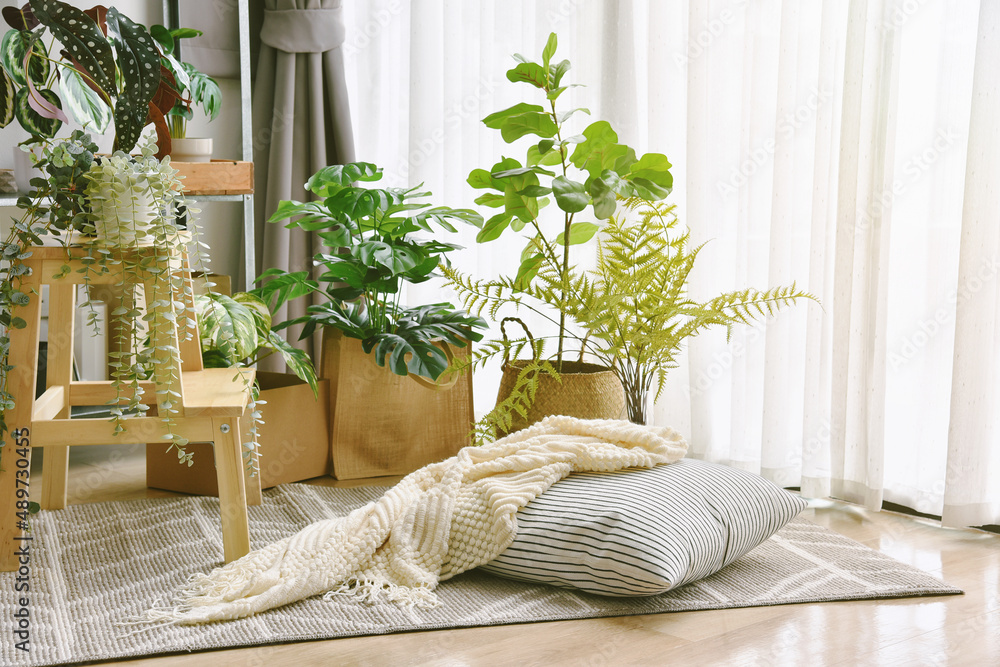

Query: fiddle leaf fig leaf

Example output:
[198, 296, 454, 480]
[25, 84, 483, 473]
[477, 211, 512, 243]
[626, 153, 674, 197]
[506, 61, 547, 88]
[555, 221, 600, 246]
[552, 176, 589, 213]
[105, 8, 161, 152]
[542, 32, 557, 69]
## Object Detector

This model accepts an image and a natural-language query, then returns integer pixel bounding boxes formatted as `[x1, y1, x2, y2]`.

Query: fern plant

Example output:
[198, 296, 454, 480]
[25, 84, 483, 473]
[446, 197, 816, 431]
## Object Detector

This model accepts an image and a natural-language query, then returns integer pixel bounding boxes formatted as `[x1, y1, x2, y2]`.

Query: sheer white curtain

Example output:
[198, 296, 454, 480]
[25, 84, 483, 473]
[342, 0, 999, 528]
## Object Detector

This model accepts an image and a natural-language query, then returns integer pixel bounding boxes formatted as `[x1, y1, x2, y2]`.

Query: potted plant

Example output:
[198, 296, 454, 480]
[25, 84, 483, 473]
[148, 24, 221, 162]
[0, 1, 181, 157]
[257, 161, 488, 478]
[449, 198, 815, 436]
[146, 291, 331, 494]
[446, 33, 812, 439]
[453, 33, 675, 432]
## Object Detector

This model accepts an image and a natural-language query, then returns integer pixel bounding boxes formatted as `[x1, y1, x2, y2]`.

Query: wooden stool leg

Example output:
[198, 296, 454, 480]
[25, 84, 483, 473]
[1, 266, 42, 571]
[212, 417, 251, 563]
[244, 452, 263, 506]
[41, 284, 76, 510]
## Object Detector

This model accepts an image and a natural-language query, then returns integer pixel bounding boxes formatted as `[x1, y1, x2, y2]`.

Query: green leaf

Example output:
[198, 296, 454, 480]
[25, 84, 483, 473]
[516, 185, 552, 197]
[474, 192, 505, 208]
[570, 120, 617, 168]
[58, 66, 112, 133]
[0, 66, 14, 128]
[29, 0, 115, 94]
[232, 291, 272, 334]
[526, 143, 562, 167]
[542, 33, 558, 69]
[355, 240, 420, 275]
[467, 168, 504, 191]
[477, 212, 512, 243]
[497, 110, 558, 143]
[482, 102, 544, 128]
[266, 330, 319, 398]
[558, 108, 590, 123]
[149, 24, 174, 55]
[506, 61, 547, 88]
[105, 8, 161, 152]
[555, 221, 600, 245]
[626, 153, 674, 197]
[586, 174, 617, 219]
[306, 162, 381, 196]
[552, 176, 589, 213]
[1, 29, 48, 87]
[168, 28, 203, 40]
[14, 86, 61, 137]
[514, 254, 544, 290]
[551, 59, 571, 87]
[254, 269, 319, 311]
[503, 169, 541, 223]
[195, 293, 259, 364]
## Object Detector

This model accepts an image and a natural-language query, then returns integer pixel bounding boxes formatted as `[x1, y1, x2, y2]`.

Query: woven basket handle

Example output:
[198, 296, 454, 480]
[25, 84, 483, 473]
[500, 317, 538, 366]
[409, 343, 461, 391]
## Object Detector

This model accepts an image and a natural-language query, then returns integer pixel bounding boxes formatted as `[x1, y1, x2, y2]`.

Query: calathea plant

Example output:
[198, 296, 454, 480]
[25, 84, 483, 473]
[0, 1, 181, 155]
[256, 162, 487, 382]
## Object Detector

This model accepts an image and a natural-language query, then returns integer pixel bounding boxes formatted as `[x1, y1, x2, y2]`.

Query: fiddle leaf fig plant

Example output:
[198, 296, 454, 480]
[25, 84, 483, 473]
[467, 32, 675, 363]
[256, 161, 488, 382]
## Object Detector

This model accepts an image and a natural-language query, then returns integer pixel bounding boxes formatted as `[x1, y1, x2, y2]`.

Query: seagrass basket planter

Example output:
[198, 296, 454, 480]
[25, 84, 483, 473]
[495, 318, 626, 435]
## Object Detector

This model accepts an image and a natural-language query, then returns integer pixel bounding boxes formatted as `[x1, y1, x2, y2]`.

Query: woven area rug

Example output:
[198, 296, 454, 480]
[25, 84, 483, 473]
[1, 484, 961, 666]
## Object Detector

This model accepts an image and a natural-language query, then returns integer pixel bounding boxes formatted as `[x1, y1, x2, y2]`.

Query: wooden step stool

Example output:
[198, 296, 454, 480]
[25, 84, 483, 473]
[0, 233, 262, 572]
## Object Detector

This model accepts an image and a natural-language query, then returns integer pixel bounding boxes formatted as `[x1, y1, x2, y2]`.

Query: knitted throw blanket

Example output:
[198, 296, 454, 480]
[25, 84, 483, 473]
[147, 416, 688, 624]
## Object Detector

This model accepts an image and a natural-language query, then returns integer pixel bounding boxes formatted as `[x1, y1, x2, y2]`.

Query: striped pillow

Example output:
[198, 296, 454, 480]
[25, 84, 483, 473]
[480, 458, 807, 597]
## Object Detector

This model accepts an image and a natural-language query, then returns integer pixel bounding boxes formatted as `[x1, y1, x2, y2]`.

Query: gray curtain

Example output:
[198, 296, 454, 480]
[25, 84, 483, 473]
[253, 0, 356, 364]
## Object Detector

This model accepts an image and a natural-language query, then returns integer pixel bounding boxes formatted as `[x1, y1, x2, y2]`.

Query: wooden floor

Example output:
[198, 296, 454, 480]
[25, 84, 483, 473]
[27, 444, 1000, 667]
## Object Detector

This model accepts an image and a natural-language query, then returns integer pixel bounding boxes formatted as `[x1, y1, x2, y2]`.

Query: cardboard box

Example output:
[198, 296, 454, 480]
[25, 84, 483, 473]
[146, 371, 330, 495]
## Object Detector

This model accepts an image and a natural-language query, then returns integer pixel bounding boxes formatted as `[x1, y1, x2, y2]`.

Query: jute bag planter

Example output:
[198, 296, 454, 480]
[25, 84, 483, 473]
[496, 318, 626, 435]
[321, 329, 475, 480]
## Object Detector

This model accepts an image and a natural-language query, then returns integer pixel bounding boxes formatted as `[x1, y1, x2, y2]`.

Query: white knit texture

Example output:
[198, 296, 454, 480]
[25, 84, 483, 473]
[147, 416, 688, 624]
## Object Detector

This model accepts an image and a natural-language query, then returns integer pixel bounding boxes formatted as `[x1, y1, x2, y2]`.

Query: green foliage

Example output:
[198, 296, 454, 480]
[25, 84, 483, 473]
[195, 290, 319, 398]
[257, 162, 488, 382]
[469, 31, 675, 363]
[0, 1, 177, 153]
[446, 197, 816, 427]
[151, 24, 222, 139]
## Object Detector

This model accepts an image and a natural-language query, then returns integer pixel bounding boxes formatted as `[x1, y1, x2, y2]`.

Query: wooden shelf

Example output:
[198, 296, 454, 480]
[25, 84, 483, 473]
[173, 160, 254, 196]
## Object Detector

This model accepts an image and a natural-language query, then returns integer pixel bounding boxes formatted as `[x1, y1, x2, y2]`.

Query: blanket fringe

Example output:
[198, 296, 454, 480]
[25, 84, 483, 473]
[325, 577, 441, 610]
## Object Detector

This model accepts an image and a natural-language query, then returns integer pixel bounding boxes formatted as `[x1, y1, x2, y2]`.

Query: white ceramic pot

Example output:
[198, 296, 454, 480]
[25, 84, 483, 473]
[12, 145, 44, 193]
[90, 174, 156, 244]
[170, 137, 213, 163]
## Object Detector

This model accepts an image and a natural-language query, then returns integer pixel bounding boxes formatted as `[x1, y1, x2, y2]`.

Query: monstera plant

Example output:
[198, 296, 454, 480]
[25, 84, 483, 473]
[257, 162, 488, 383]
[0, 1, 182, 155]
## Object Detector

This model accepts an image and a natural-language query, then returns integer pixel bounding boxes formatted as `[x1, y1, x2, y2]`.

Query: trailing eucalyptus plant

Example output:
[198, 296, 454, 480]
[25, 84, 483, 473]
[256, 162, 488, 382]
[465, 32, 674, 364]
[0, 129, 97, 449]
[0, 1, 182, 155]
